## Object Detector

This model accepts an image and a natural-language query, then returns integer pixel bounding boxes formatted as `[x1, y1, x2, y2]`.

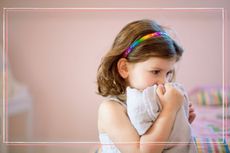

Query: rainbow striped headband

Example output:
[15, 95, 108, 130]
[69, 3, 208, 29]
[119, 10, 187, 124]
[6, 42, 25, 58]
[122, 31, 169, 58]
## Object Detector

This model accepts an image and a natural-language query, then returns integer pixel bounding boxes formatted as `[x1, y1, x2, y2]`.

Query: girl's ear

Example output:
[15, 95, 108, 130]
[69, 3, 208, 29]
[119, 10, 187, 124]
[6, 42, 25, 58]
[117, 58, 129, 79]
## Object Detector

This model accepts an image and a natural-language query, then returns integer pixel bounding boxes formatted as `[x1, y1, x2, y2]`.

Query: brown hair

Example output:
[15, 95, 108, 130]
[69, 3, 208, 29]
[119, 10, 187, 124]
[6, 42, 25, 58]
[97, 19, 184, 99]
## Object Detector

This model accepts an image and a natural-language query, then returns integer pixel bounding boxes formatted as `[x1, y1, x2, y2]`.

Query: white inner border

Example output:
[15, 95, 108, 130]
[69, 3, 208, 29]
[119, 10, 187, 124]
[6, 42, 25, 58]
[2, 7, 225, 145]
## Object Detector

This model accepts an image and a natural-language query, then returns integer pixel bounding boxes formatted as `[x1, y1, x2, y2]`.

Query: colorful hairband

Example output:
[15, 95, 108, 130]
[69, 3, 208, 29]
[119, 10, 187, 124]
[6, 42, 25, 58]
[122, 31, 169, 58]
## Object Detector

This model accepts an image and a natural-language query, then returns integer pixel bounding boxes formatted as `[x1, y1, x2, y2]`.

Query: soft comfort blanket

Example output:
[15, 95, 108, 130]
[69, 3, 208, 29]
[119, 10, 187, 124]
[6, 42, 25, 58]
[126, 83, 197, 153]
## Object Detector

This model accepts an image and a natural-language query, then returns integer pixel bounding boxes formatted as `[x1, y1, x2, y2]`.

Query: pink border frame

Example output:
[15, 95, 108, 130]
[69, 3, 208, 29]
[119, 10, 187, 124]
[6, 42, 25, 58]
[2, 7, 227, 146]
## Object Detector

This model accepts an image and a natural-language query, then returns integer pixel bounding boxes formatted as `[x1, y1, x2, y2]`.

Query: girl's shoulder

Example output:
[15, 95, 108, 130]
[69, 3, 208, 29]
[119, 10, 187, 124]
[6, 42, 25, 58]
[98, 100, 127, 133]
[98, 99, 126, 117]
[100, 96, 126, 110]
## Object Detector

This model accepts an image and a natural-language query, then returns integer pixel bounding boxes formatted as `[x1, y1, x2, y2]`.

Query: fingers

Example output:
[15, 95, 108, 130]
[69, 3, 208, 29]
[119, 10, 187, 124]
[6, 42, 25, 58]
[189, 112, 196, 124]
[164, 83, 177, 92]
[164, 83, 183, 96]
[164, 83, 172, 89]
[156, 84, 165, 98]
[189, 102, 194, 112]
[189, 107, 194, 113]
[159, 84, 166, 94]
[188, 102, 196, 124]
[156, 84, 166, 107]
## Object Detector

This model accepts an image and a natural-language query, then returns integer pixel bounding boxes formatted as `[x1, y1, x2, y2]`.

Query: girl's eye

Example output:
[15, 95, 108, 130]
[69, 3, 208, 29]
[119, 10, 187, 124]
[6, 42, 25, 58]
[151, 70, 160, 75]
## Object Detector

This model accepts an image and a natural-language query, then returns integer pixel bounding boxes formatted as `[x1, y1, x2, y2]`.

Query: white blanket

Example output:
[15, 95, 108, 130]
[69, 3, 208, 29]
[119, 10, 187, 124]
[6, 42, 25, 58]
[126, 83, 197, 153]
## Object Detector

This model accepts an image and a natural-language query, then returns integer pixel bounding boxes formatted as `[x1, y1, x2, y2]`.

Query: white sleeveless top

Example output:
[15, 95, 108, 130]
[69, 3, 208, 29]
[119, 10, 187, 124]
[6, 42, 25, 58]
[99, 96, 126, 153]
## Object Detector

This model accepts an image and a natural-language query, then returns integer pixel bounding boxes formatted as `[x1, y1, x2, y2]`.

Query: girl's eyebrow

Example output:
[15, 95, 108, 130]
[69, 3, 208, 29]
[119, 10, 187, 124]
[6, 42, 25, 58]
[150, 67, 174, 71]
[150, 67, 163, 70]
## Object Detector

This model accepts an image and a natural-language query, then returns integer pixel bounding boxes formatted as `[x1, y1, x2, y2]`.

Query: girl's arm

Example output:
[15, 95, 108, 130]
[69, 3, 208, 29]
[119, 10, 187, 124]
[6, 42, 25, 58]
[98, 84, 183, 153]
[139, 107, 177, 153]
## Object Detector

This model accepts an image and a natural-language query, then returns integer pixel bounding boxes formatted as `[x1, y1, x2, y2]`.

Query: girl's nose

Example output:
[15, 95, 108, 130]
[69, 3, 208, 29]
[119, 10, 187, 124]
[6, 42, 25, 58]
[156, 80, 164, 85]
[157, 76, 168, 85]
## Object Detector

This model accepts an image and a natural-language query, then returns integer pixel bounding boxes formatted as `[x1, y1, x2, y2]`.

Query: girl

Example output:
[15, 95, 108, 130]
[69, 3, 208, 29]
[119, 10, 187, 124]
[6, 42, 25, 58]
[97, 19, 196, 153]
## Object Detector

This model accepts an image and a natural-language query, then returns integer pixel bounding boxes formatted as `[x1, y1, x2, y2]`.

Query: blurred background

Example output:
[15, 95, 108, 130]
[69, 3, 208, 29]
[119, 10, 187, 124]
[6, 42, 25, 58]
[0, 0, 230, 153]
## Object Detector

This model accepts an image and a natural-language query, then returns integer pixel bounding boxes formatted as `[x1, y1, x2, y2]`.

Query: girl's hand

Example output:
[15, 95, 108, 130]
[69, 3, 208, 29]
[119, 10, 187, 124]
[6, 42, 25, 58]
[188, 102, 196, 124]
[156, 83, 184, 113]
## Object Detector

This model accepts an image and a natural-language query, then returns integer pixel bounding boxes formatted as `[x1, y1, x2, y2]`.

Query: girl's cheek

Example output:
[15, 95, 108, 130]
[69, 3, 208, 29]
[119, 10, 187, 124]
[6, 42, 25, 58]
[147, 76, 157, 86]
[143, 80, 155, 89]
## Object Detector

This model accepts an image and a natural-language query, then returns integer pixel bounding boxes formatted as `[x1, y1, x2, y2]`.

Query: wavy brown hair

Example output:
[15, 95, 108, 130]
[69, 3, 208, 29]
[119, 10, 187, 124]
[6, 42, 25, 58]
[97, 19, 184, 100]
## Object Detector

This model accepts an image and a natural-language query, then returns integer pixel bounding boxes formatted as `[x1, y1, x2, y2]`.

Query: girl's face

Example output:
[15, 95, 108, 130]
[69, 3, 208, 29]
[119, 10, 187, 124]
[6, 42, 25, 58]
[126, 57, 176, 91]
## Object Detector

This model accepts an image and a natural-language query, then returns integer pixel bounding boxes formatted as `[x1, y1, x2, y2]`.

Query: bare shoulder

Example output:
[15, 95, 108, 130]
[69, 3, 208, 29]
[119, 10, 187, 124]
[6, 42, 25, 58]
[98, 100, 126, 114]
[98, 100, 127, 132]
[98, 100, 140, 150]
